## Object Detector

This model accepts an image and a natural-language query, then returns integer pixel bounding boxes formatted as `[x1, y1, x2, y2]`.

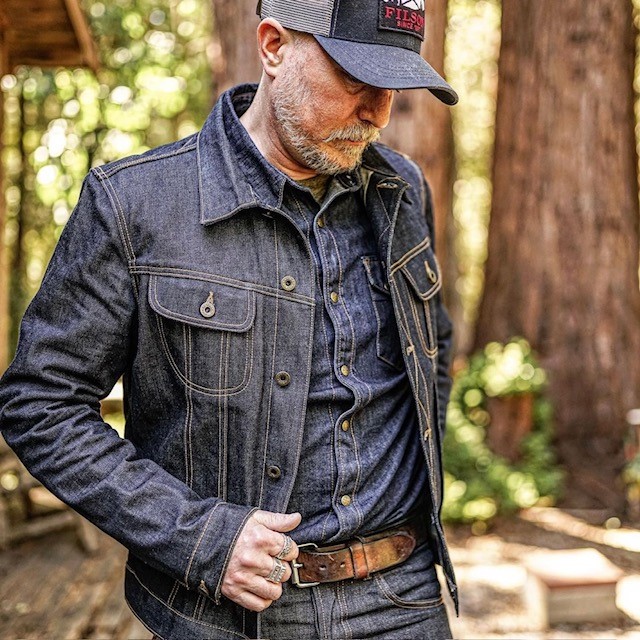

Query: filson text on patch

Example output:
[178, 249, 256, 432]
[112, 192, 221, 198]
[379, 0, 426, 39]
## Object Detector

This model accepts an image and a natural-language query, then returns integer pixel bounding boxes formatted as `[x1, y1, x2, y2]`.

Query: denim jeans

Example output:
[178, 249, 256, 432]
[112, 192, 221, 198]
[259, 540, 451, 640]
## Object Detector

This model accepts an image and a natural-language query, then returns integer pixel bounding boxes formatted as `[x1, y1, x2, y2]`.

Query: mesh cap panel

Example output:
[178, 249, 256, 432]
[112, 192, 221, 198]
[259, 0, 335, 37]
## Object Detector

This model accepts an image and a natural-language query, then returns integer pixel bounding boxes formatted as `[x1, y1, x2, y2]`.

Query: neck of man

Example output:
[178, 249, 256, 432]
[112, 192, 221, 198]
[239, 80, 320, 182]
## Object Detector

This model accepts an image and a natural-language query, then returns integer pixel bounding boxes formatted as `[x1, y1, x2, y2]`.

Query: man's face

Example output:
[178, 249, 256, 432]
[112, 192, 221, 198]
[270, 35, 394, 175]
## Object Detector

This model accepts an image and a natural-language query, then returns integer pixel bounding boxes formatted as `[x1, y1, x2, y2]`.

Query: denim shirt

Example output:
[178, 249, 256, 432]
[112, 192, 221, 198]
[279, 175, 429, 544]
[0, 84, 457, 639]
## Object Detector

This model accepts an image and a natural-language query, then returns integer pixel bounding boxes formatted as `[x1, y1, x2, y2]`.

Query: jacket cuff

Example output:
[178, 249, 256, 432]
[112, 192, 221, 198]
[183, 502, 258, 604]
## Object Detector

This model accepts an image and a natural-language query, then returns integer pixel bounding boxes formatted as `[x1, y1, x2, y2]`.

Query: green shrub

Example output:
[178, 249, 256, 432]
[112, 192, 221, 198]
[442, 338, 563, 527]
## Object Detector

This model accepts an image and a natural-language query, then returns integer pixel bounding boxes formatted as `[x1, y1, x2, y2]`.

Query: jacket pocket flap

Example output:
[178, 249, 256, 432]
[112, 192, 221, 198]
[148, 275, 256, 332]
[399, 243, 442, 302]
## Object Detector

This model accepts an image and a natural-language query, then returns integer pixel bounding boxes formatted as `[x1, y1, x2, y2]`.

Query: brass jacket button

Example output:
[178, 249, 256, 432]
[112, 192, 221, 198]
[267, 465, 282, 480]
[281, 276, 297, 292]
[275, 371, 291, 387]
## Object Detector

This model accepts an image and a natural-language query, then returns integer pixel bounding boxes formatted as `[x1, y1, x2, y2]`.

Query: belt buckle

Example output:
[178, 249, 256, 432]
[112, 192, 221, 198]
[290, 542, 321, 588]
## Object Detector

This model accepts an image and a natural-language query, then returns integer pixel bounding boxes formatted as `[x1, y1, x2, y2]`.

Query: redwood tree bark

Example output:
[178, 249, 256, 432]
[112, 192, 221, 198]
[474, 0, 640, 505]
[210, 0, 262, 95]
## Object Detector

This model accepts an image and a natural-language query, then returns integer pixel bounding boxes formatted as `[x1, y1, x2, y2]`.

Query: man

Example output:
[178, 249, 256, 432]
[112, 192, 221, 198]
[0, 0, 458, 638]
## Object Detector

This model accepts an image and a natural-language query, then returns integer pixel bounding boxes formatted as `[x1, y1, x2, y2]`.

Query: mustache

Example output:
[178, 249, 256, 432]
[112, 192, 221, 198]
[323, 124, 381, 144]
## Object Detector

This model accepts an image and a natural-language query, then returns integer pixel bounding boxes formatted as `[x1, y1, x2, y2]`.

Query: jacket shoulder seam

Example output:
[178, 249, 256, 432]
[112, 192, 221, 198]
[91, 166, 140, 297]
[99, 138, 197, 179]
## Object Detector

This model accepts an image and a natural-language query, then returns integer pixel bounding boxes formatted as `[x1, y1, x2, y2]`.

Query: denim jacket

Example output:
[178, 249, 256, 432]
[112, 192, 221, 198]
[0, 85, 457, 639]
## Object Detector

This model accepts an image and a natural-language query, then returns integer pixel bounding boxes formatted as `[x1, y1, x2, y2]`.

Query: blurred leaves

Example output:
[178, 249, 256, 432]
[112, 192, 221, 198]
[442, 338, 564, 527]
[446, 0, 501, 330]
[1, 0, 212, 351]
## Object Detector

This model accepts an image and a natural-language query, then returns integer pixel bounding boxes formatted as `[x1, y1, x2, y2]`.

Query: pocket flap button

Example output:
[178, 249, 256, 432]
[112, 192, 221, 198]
[424, 261, 437, 284]
[281, 276, 297, 292]
[199, 291, 216, 318]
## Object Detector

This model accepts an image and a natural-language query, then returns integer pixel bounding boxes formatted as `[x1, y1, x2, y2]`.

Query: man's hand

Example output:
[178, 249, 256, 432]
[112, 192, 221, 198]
[221, 510, 301, 612]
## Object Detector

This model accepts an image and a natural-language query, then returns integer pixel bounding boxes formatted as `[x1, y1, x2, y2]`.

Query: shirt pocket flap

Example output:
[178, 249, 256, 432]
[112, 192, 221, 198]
[148, 274, 256, 332]
[399, 241, 442, 302]
[361, 256, 390, 295]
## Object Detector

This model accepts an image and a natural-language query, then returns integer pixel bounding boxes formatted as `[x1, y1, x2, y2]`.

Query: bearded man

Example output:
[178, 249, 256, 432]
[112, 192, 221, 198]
[0, 1, 459, 638]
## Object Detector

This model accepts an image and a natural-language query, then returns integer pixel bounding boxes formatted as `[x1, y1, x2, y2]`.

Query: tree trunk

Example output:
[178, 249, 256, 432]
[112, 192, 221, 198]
[474, 0, 640, 507]
[210, 0, 262, 96]
[381, 0, 460, 336]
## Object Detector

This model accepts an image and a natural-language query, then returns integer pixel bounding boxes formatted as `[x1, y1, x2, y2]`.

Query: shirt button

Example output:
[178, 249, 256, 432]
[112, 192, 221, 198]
[340, 495, 352, 507]
[267, 465, 282, 479]
[340, 365, 350, 376]
[275, 371, 291, 387]
[281, 276, 297, 292]
[330, 291, 339, 303]
[317, 217, 325, 228]
[341, 420, 350, 432]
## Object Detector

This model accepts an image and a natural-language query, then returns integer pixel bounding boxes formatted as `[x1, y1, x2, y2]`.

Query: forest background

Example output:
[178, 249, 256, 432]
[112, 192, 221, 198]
[1, 0, 640, 524]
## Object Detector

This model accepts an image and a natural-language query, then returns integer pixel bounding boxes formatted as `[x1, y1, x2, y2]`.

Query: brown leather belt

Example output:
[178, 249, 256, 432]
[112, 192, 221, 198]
[290, 517, 427, 587]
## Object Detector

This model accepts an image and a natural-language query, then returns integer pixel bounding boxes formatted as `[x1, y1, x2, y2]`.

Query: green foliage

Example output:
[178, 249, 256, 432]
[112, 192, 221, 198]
[442, 338, 564, 526]
[1, 0, 213, 354]
[445, 0, 501, 328]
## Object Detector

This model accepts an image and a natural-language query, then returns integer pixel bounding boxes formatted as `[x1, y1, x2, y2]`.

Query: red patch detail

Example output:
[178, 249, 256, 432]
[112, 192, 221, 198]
[379, 0, 425, 40]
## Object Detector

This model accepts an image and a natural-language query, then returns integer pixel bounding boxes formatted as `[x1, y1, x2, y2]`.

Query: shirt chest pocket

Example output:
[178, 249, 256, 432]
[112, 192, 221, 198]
[148, 274, 256, 395]
[362, 256, 405, 371]
[395, 240, 441, 360]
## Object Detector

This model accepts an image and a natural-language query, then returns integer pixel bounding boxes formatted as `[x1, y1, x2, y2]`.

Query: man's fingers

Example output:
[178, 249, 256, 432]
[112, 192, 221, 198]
[249, 575, 284, 601]
[258, 556, 293, 583]
[253, 510, 302, 533]
[235, 591, 274, 613]
[270, 532, 299, 562]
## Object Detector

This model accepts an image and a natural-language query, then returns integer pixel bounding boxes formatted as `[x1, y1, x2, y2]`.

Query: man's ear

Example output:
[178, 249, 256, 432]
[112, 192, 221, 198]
[256, 18, 294, 78]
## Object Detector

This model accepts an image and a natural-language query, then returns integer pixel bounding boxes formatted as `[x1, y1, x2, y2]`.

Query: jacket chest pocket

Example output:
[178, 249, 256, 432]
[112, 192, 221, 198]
[148, 274, 256, 395]
[394, 239, 441, 360]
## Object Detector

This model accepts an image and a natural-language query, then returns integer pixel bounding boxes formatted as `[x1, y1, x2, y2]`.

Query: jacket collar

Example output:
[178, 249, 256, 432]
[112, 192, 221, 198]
[197, 84, 403, 225]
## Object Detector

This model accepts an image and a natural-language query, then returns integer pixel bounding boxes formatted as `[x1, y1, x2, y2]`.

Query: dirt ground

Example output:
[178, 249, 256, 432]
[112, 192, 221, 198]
[0, 508, 638, 639]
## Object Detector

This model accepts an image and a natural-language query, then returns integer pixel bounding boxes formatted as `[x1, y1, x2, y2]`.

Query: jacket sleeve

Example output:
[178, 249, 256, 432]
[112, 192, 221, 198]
[421, 174, 454, 437]
[0, 169, 254, 602]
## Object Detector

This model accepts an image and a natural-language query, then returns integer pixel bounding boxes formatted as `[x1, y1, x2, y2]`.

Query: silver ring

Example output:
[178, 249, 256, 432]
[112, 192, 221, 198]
[266, 557, 286, 584]
[276, 534, 293, 560]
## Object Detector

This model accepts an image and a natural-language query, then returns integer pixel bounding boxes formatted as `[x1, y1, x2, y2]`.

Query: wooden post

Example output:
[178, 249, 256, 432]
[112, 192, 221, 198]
[0, 10, 10, 372]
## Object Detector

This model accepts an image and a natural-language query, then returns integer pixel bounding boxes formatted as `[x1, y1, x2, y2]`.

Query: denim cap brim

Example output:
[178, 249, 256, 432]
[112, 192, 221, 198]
[314, 35, 459, 106]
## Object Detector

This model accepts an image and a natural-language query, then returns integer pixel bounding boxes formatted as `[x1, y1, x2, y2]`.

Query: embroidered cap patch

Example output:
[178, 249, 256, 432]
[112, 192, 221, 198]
[379, 0, 425, 40]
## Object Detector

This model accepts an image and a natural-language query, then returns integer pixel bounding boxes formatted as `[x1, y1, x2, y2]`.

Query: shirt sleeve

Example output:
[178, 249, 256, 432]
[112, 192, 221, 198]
[0, 169, 254, 602]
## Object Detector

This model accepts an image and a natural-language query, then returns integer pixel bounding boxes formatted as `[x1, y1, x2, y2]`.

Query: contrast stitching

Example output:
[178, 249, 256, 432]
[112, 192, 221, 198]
[258, 216, 280, 508]
[167, 580, 180, 608]
[374, 574, 444, 610]
[184, 502, 220, 585]
[154, 311, 254, 396]
[99, 140, 197, 178]
[390, 236, 431, 274]
[184, 326, 194, 487]
[132, 266, 314, 305]
[151, 276, 256, 331]
[125, 565, 249, 637]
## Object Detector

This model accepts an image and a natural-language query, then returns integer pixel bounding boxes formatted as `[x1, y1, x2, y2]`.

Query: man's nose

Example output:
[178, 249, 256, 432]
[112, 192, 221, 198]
[357, 87, 394, 129]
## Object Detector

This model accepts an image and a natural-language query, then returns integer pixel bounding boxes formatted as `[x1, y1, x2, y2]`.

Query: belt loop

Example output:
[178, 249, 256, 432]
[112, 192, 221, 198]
[348, 539, 370, 580]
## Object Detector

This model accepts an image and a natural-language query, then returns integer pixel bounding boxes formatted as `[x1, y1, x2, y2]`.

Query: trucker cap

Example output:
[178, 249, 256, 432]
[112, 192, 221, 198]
[257, 0, 458, 105]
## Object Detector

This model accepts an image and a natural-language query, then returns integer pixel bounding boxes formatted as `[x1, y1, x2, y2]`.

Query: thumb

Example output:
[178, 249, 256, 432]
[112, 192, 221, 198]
[253, 510, 302, 533]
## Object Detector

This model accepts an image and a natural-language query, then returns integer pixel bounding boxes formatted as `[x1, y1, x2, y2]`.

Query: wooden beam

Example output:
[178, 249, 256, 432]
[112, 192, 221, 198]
[0, 46, 9, 372]
[61, 0, 100, 72]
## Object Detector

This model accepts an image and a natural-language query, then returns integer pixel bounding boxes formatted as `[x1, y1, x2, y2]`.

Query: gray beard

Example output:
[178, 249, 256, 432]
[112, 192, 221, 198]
[271, 78, 376, 176]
